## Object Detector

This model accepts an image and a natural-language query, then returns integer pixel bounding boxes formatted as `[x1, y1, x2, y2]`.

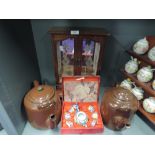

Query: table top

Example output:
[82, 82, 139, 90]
[0, 87, 155, 135]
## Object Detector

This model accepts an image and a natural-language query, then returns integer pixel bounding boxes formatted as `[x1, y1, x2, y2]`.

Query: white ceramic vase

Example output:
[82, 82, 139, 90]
[148, 46, 155, 61]
[125, 57, 139, 74]
[137, 66, 154, 83]
[143, 97, 155, 113]
[133, 37, 149, 55]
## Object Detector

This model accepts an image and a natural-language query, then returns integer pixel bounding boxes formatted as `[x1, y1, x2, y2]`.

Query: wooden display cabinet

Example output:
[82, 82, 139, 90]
[122, 36, 155, 125]
[49, 27, 110, 89]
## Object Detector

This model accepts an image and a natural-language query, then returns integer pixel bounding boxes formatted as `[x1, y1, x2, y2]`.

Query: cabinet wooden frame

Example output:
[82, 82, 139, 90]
[49, 27, 110, 89]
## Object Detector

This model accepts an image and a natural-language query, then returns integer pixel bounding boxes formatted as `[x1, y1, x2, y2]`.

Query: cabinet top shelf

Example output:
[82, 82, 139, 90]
[127, 50, 155, 67]
[49, 27, 111, 36]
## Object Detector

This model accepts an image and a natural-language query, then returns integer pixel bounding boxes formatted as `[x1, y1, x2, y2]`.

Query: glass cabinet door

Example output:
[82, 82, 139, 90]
[56, 37, 75, 83]
[81, 38, 101, 75]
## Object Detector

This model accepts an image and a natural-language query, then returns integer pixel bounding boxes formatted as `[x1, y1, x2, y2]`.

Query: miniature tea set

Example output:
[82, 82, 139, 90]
[64, 103, 99, 128]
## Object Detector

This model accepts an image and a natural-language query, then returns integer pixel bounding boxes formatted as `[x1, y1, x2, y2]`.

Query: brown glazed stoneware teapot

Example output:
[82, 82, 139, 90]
[24, 80, 62, 129]
[100, 87, 139, 131]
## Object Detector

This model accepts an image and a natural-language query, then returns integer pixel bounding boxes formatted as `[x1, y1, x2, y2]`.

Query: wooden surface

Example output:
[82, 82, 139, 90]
[122, 70, 155, 125]
[122, 70, 155, 97]
[123, 36, 155, 125]
[49, 27, 110, 36]
[127, 50, 155, 67]
[51, 28, 108, 88]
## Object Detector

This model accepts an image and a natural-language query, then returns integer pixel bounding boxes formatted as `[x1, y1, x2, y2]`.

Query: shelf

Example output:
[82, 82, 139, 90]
[127, 50, 155, 67]
[122, 70, 155, 97]
[121, 70, 155, 125]
[139, 101, 155, 125]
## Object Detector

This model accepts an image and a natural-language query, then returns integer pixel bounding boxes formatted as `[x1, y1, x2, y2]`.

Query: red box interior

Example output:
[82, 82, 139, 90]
[61, 76, 104, 134]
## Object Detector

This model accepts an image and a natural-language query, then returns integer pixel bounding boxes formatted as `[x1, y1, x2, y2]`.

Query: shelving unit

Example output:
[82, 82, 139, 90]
[122, 36, 155, 125]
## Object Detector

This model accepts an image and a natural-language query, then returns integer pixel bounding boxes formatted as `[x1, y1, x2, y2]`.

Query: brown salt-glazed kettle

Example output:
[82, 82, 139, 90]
[24, 80, 62, 129]
[100, 87, 139, 131]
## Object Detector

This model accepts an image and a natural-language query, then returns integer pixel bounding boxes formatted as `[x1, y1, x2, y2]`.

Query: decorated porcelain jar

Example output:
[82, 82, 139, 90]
[74, 111, 88, 126]
[120, 78, 133, 91]
[152, 80, 155, 90]
[24, 80, 62, 129]
[137, 66, 154, 82]
[143, 97, 155, 113]
[125, 57, 139, 74]
[148, 46, 155, 61]
[131, 86, 144, 100]
[133, 37, 149, 55]
[101, 87, 139, 130]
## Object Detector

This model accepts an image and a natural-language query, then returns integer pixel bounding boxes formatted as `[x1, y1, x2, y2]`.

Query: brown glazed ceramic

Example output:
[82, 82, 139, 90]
[24, 80, 61, 129]
[101, 87, 139, 130]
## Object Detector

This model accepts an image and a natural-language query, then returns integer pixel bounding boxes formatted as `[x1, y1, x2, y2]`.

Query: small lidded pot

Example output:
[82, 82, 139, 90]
[120, 78, 133, 91]
[101, 87, 139, 131]
[148, 46, 155, 61]
[125, 57, 139, 74]
[133, 37, 149, 55]
[143, 97, 155, 113]
[137, 66, 154, 83]
[24, 80, 62, 129]
[131, 86, 144, 100]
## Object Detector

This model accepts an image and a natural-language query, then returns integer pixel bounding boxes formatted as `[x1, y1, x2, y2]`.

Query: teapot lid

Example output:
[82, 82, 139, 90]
[24, 81, 55, 109]
[113, 87, 134, 101]
[110, 87, 139, 110]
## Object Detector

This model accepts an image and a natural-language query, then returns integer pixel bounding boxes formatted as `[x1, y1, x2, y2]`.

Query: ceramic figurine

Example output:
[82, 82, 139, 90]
[88, 105, 95, 113]
[65, 112, 71, 120]
[137, 66, 154, 82]
[66, 121, 73, 127]
[120, 78, 133, 91]
[143, 97, 155, 113]
[131, 85, 144, 100]
[125, 57, 139, 74]
[148, 46, 155, 61]
[91, 120, 97, 127]
[152, 80, 155, 90]
[92, 112, 98, 120]
[74, 111, 88, 126]
[133, 37, 149, 55]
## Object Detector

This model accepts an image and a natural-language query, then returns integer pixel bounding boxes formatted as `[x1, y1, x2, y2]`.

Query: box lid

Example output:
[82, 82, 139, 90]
[62, 76, 100, 102]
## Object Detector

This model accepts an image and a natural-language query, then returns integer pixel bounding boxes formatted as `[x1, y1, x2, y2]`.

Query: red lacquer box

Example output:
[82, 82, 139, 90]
[61, 76, 104, 134]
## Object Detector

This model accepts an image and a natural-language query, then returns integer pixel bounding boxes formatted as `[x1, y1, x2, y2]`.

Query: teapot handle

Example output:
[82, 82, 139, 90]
[50, 114, 57, 129]
[33, 80, 40, 87]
